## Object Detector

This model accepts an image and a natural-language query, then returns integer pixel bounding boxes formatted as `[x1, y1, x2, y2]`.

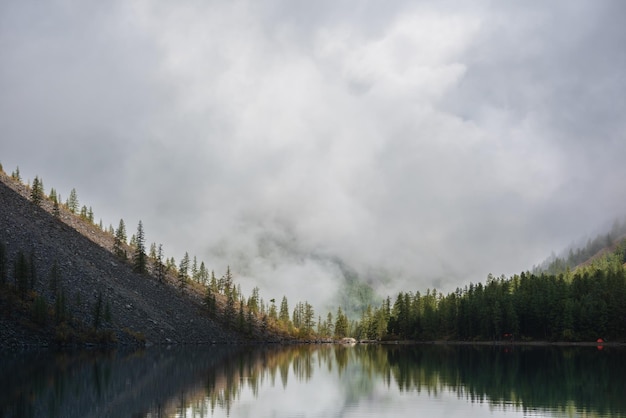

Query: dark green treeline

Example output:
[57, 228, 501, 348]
[356, 244, 626, 342]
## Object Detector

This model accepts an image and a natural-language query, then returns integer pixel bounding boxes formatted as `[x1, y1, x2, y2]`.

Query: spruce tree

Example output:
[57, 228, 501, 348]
[334, 307, 348, 338]
[178, 252, 190, 288]
[53, 199, 61, 218]
[30, 175, 44, 206]
[198, 261, 208, 285]
[66, 188, 79, 213]
[156, 244, 165, 283]
[206, 286, 217, 317]
[191, 256, 198, 282]
[209, 270, 218, 293]
[11, 166, 21, 182]
[133, 220, 147, 274]
[113, 219, 127, 259]
[279, 296, 290, 324]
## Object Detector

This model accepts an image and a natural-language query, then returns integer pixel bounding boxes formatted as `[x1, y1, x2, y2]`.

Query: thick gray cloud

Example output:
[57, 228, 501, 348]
[1, 0, 625, 309]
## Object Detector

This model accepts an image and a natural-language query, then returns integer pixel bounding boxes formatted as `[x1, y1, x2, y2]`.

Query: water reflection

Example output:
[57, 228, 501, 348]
[1, 344, 624, 417]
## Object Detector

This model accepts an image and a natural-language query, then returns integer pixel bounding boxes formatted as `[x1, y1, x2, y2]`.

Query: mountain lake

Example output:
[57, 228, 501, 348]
[1, 343, 624, 417]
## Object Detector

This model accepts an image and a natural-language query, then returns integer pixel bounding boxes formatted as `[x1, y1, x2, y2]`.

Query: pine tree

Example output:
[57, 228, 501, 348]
[133, 220, 147, 274]
[279, 296, 290, 324]
[149, 242, 157, 259]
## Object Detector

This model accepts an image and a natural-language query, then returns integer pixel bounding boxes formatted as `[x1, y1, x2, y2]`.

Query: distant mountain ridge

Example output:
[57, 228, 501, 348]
[533, 221, 626, 276]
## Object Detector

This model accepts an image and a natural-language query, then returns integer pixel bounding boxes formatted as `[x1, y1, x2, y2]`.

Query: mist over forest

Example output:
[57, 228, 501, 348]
[2, 0, 625, 311]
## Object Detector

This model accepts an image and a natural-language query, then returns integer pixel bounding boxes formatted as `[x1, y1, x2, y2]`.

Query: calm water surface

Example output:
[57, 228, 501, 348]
[1, 343, 624, 417]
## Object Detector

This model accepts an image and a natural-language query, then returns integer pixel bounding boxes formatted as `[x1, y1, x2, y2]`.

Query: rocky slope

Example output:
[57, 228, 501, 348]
[0, 171, 244, 348]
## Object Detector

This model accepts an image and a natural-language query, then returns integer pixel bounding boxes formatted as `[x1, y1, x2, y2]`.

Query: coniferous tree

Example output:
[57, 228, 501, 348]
[11, 166, 21, 182]
[191, 256, 198, 282]
[178, 252, 190, 288]
[279, 296, 290, 324]
[238, 300, 246, 331]
[113, 219, 127, 259]
[87, 207, 94, 223]
[133, 220, 147, 274]
[30, 175, 44, 206]
[80, 205, 88, 219]
[53, 199, 61, 218]
[156, 244, 166, 283]
[167, 257, 177, 274]
[326, 312, 334, 337]
[268, 299, 278, 321]
[198, 261, 209, 285]
[206, 286, 217, 317]
[149, 242, 157, 259]
[66, 188, 79, 213]
[247, 287, 260, 314]
[334, 307, 348, 338]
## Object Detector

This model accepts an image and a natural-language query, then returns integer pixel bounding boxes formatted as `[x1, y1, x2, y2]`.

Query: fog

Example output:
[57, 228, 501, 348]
[2, 0, 625, 311]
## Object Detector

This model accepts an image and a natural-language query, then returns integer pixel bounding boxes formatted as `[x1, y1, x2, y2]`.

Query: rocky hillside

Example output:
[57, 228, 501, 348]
[0, 171, 249, 348]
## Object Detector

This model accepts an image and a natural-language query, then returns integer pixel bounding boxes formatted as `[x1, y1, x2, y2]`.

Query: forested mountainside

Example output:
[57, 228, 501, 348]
[0, 169, 264, 348]
[2, 162, 625, 347]
[352, 234, 626, 342]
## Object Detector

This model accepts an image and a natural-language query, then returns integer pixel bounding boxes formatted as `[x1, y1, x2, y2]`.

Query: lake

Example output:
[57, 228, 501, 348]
[1, 343, 624, 417]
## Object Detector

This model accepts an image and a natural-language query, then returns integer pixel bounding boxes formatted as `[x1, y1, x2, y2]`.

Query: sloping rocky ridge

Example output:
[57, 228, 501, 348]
[0, 173, 242, 347]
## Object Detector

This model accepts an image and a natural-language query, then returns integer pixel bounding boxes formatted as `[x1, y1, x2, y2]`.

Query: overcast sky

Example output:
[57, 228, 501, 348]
[1, 0, 625, 309]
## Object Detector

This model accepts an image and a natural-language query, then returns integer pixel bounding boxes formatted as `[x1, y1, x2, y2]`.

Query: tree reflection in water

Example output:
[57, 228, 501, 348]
[1, 344, 624, 417]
